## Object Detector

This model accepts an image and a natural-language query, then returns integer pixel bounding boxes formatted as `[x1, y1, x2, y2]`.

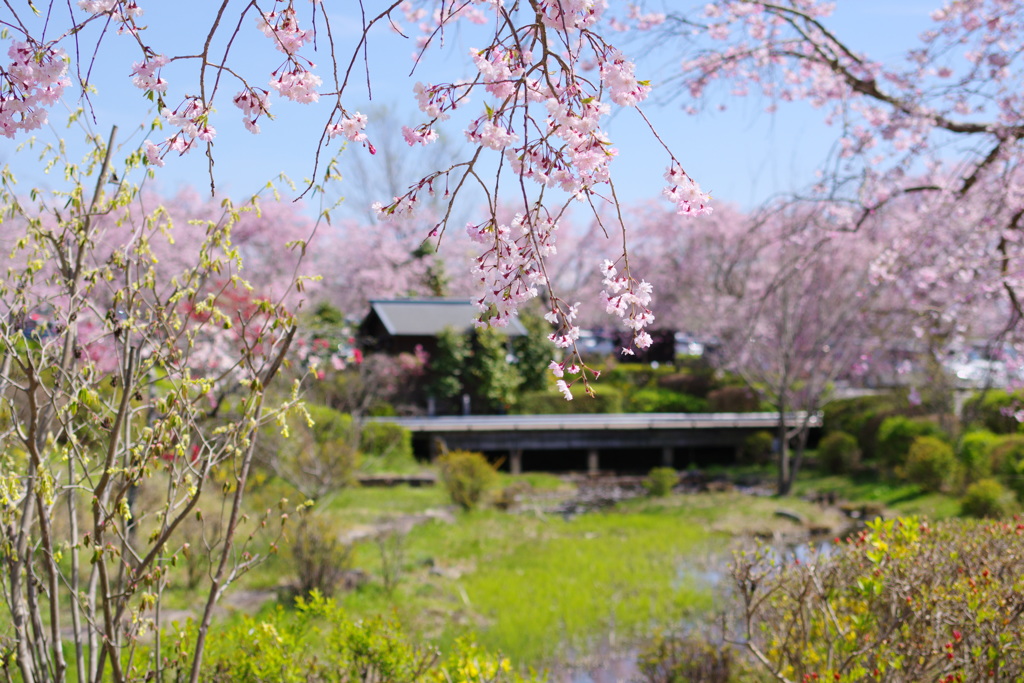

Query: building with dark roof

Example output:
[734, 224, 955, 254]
[358, 298, 527, 356]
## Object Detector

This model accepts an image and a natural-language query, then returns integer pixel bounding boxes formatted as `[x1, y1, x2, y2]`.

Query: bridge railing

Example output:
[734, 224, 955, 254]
[367, 411, 823, 432]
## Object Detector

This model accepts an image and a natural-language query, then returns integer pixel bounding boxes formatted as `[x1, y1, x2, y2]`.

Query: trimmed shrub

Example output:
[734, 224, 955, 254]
[961, 389, 1024, 434]
[627, 387, 709, 413]
[822, 393, 905, 460]
[961, 478, 1017, 519]
[601, 364, 663, 389]
[436, 450, 498, 510]
[307, 404, 358, 442]
[823, 394, 902, 435]
[656, 369, 716, 398]
[367, 402, 398, 417]
[854, 409, 904, 461]
[706, 385, 760, 412]
[817, 431, 861, 475]
[360, 420, 415, 471]
[993, 434, 1024, 499]
[513, 386, 624, 414]
[644, 467, 678, 497]
[956, 430, 1001, 486]
[876, 416, 947, 471]
[901, 435, 958, 492]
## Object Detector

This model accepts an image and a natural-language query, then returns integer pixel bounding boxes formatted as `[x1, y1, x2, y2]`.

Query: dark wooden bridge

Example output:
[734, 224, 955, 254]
[372, 412, 822, 474]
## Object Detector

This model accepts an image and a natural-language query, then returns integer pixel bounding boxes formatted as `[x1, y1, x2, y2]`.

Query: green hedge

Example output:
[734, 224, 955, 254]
[360, 420, 415, 471]
[961, 478, 1017, 519]
[822, 394, 906, 460]
[876, 415, 948, 470]
[706, 385, 760, 412]
[512, 386, 624, 414]
[902, 435, 958, 492]
[306, 404, 357, 444]
[961, 389, 1024, 434]
[627, 387, 709, 413]
[993, 434, 1024, 500]
[817, 431, 861, 475]
[956, 430, 1001, 485]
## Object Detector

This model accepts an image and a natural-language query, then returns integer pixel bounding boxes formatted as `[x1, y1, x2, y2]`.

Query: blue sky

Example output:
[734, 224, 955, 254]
[1, 1, 939, 216]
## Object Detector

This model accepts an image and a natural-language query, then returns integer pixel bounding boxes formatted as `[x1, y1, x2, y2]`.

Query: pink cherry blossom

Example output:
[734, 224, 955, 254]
[269, 68, 321, 104]
[556, 379, 574, 400]
[257, 7, 314, 56]
[402, 125, 439, 146]
[130, 55, 169, 93]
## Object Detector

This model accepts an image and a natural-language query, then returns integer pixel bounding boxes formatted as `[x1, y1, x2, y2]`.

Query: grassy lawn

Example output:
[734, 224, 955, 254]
[336, 506, 718, 667]
[307, 486, 851, 669]
[792, 471, 962, 519]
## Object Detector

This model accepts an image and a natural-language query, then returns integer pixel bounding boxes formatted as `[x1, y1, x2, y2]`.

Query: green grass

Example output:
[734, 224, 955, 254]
[792, 471, 961, 519]
[332, 506, 721, 668]
[287, 482, 874, 672]
[329, 489, 849, 669]
[497, 471, 572, 492]
[318, 484, 450, 519]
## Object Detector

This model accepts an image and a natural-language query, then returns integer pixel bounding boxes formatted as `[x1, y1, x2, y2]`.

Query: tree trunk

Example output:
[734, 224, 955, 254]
[777, 411, 791, 496]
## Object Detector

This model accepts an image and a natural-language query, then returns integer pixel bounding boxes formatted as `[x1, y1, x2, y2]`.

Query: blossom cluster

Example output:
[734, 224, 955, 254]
[403, 124, 439, 146]
[78, 0, 142, 28]
[548, 357, 582, 401]
[600, 259, 656, 354]
[257, 7, 314, 56]
[144, 98, 215, 166]
[537, 0, 607, 30]
[328, 112, 370, 146]
[664, 164, 713, 217]
[465, 118, 519, 150]
[232, 88, 271, 134]
[465, 212, 558, 329]
[600, 49, 651, 107]
[0, 41, 70, 138]
[130, 55, 169, 93]
[541, 299, 591, 400]
[269, 67, 322, 104]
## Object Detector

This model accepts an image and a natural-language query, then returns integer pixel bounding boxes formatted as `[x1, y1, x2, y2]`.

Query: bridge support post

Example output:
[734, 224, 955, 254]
[661, 446, 674, 468]
[587, 449, 599, 475]
[510, 449, 523, 476]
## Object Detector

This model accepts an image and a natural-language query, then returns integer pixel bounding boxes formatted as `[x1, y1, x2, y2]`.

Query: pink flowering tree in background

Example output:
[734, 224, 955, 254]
[653, 0, 1024, 372]
[316, 214, 478, 315]
[700, 207, 896, 494]
[583, 196, 898, 494]
[585, 200, 751, 333]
